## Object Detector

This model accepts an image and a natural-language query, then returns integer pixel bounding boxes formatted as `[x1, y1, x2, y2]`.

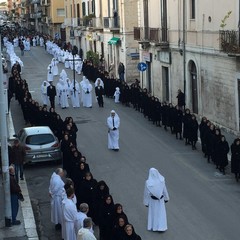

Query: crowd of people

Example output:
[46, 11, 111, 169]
[3, 33, 142, 240]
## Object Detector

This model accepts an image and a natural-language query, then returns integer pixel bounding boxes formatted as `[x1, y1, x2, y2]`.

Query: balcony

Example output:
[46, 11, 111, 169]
[134, 27, 169, 49]
[219, 30, 240, 55]
[103, 17, 120, 31]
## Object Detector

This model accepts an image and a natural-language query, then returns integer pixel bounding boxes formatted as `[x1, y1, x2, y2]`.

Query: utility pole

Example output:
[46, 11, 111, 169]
[0, 38, 12, 227]
[183, 0, 186, 110]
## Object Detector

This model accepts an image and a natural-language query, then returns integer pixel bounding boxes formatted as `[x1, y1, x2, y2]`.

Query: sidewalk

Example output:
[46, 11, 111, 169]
[0, 112, 39, 240]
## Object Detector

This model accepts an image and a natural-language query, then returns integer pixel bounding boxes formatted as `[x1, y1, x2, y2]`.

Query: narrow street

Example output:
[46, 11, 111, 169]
[11, 46, 240, 240]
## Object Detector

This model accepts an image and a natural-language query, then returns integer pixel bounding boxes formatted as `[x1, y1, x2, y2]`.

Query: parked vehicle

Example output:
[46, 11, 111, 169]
[16, 126, 62, 164]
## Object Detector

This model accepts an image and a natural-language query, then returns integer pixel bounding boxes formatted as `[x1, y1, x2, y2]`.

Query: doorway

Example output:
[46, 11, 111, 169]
[189, 60, 198, 114]
[146, 61, 152, 92]
[162, 66, 169, 102]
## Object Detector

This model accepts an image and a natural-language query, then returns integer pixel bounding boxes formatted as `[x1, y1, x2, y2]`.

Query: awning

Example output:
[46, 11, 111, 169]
[108, 37, 120, 45]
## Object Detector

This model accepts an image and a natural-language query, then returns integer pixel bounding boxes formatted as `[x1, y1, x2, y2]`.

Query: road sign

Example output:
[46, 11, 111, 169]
[137, 62, 147, 72]
[55, 33, 60, 39]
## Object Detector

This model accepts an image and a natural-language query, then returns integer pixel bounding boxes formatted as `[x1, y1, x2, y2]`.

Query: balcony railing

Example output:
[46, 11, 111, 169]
[219, 30, 240, 54]
[103, 17, 120, 29]
[134, 27, 169, 47]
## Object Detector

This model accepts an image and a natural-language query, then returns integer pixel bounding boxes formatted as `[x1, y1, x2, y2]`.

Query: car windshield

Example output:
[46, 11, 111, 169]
[26, 134, 55, 145]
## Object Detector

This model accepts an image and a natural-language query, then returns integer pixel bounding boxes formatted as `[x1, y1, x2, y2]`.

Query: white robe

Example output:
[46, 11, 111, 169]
[51, 58, 59, 76]
[62, 198, 78, 240]
[70, 81, 80, 108]
[49, 173, 65, 225]
[80, 78, 92, 108]
[40, 37, 44, 47]
[32, 38, 36, 47]
[41, 81, 50, 105]
[60, 82, 69, 108]
[47, 64, 54, 82]
[77, 228, 96, 240]
[114, 89, 120, 103]
[75, 212, 87, 236]
[143, 168, 169, 231]
[107, 114, 120, 150]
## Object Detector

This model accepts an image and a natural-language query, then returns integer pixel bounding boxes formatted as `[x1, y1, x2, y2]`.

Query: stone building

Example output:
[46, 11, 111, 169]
[64, 0, 139, 81]
[134, 0, 240, 132]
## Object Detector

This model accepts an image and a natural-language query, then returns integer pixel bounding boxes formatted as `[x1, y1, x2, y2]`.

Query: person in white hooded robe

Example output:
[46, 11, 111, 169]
[107, 110, 120, 151]
[59, 79, 69, 109]
[80, 76, 93, 108]
[143, 168, 169, 232]
[114, 87, 120, 103]
[60, 69, 68, 82]
[62, 186, 78, 240]
[47, 64, 54, 82]
[49, 168, 65, 230]
[70, 79, 81, 108]
[41, 80, 50, 106]
[51, 58, 59, 76]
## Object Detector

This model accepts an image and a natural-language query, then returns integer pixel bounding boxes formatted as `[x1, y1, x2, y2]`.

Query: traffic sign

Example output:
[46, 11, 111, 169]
[137, 62, 147, 72]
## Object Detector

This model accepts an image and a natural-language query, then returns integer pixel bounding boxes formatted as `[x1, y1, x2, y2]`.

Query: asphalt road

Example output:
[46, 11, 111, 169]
[11, 46, 240, 240]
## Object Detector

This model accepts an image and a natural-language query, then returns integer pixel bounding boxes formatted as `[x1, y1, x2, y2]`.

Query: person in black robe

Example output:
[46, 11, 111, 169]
[212, 128, 222, 165]
[161, 102, 169, 130]
[93, 180, 110, 225]
[231, 138, 240, 181]
[54, 114, 64, 141]
[189, 114, 199, 150]
[173, 105, 183, 139]
[215, 135, 229, 174]
[168, 103, 175, 133]
[154, 98, 162, 127]
[205, 123, 216, 163]
[182, 108, 192, 145]
[47, 82, 57, 108]
[60, 134, 72, 175]
[95, 81, 104, 107]
[199, 117, 208, 156]
[112, 215, 128, 240]
[48, 107, 58, 131]
[80, 172, 98, 219]
[80, 156, 90, 172]
[41, 106, 51, 126]
[114, 203, 129, 227]
[98, 194, 115, 240]
[123, 224, 142, 240]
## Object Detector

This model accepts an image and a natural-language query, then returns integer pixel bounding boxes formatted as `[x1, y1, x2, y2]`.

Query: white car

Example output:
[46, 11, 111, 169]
[17, 126, 62, 164]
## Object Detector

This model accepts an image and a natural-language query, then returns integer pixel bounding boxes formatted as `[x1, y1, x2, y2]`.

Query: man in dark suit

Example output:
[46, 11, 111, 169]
[47, 82, 57, 108]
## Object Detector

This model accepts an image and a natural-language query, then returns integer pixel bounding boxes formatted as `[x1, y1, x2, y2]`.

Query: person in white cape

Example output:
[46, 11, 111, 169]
[107, 110, 120, 151]
[49, 168, 65, 230]
[80, 76, 93, 108]
[77, 217, 96, 240]
[70, 80, 80, 108]
[114, 87, 120, 103]
[51, 58, 59, 76]
[41, 80, 50, 106]
[143, 168, 169, 232]
[62, 187, 78, 240]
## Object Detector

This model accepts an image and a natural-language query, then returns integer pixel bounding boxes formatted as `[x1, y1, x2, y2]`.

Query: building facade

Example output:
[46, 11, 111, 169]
[64, 0, 139, 81]
[134, 0, 240, 133]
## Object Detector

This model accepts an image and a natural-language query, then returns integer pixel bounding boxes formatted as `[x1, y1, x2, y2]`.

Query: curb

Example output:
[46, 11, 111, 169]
[19, 179, 39, 240]
[7, 111, 39, 240]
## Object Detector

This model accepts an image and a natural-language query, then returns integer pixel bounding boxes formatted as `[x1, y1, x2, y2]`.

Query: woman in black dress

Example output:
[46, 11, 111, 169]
[123, 224, 141, 240]
[98, 194, 115, 240]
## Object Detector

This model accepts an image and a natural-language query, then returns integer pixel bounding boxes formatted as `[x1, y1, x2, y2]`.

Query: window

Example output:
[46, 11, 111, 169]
[70, 4, 72, 18]
[65, 6, 68, 18]
[57, 9, 65, 17]
[190, 0, 195, 19]
[82, 2, 86, 16]
[26, 134, 55, 145]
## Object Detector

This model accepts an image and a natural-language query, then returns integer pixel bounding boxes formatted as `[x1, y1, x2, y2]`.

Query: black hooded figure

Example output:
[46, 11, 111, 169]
[98, 194, 115, 240]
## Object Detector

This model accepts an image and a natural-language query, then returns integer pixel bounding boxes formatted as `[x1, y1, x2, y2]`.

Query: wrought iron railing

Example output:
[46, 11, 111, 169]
[134, 26, 169, 44]
[219, 30, 240, 54]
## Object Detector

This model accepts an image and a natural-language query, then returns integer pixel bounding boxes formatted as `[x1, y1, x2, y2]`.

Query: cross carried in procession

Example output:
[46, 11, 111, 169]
[65, 46, 82, 96]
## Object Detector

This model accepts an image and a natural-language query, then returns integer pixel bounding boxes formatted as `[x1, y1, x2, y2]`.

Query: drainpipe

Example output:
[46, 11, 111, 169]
[183, 0, 186, 110]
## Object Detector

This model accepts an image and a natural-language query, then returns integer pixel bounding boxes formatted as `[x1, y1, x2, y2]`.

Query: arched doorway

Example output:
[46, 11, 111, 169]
[189, 60, 198, 114]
